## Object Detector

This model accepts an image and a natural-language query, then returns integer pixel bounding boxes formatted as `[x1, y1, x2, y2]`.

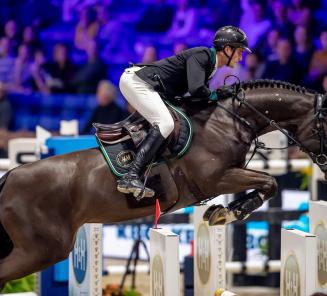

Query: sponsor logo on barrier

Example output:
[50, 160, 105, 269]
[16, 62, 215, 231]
[314, 221, 327, 286]
[196, 223, 210, 284]
[283, 251, 300, 295]
[116, 150, 135, 168]
[73, 225, 88, 284]
[152, 254, 164, 296]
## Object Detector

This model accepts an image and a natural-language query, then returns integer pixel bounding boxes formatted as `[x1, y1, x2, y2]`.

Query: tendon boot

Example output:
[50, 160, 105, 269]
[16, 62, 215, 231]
[117, 125, 165, 200]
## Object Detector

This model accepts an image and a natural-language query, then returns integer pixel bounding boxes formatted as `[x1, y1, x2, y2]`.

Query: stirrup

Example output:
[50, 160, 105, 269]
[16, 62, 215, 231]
[117, 176, 155, 200]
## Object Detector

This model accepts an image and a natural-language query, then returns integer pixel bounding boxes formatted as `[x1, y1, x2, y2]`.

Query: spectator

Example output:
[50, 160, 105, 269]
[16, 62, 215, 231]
[74, 6, 99, 51]
[142, 46, 157, 63]
[287, 0, 311, 27]
[46, 43, 76, 93]
[243, 1, 271, 49]
[293, 25, 314, 74]
[166, 0, 197, 40]
[258, 28, 280, 61]
[262, 38, 304, 84]
[0, 81, 11, 130]
[0, 81, 11, 157]
[17, 0, 61, 28]
[3, 20, 19, 56]
[239, 52, 265, 81]
[136, 0, 174, 33]
[173, 42, 188, 55]
[200, 0, 240, 32]
[83, 80, 128, 133]
[22, 26, 41, 55]
[31, 49, 50, 94]
[96, 4, 121, 56]
[308, 30, 327, 83]
[0, 37, 15, 87]
[72, 40, 107, 94]
[270, 0, 294, 38]
[12, 44, 33, 93]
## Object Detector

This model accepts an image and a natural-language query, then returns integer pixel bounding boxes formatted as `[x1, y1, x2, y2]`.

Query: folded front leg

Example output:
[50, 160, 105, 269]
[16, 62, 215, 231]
[204, 167, 278, 225]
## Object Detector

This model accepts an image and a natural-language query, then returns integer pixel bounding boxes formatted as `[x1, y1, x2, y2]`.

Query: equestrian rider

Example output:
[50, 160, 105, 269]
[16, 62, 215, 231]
[117, 26, 252, 199]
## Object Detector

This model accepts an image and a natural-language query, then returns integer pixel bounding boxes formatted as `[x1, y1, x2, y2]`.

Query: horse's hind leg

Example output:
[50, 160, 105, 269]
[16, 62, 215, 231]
[0, 209, 74, 287]
[0, 247, 44, 287]
[205, 168, 277, 225]
[0, 230, 73, 288]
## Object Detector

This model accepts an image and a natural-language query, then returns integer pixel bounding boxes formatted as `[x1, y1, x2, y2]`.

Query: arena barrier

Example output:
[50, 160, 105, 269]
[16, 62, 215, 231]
[149, 228, 180, 296]
[280, 228, 317, 295]
[68, 223, 102, 296]
[309, 200, 327, 292]
[194, 205, 226, 295]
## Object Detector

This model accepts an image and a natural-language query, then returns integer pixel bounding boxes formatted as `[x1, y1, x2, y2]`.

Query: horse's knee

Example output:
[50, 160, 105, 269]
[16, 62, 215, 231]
[263, 177, 278, 198]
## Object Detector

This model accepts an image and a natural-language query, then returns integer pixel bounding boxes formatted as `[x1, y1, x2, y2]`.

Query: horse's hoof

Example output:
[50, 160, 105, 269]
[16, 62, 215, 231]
[203, 204, 223, 221]
[208, 207, 236, 226]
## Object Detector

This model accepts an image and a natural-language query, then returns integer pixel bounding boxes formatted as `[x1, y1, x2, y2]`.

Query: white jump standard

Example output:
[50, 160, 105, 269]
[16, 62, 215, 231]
[309, 200, 327, 292]
[280, 228, 317, 296]
[149, 228, 180, 296]
[194, 205, 226, 295]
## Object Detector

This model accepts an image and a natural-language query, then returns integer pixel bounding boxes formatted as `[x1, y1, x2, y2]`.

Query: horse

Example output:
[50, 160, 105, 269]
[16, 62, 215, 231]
[0, 79, 326, 286]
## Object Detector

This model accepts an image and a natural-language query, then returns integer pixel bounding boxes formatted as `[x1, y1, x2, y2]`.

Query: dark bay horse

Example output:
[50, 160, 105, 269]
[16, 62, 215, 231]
[0, 79, 326, 286]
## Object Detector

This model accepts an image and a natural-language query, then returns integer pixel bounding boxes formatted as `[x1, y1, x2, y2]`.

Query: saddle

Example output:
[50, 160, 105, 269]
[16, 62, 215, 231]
[93, 105, 181, 148]
[93, 102, 193, 177]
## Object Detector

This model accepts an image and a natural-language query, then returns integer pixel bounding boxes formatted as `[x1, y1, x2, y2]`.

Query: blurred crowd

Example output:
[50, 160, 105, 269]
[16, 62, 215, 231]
[0, 0, 327, 137]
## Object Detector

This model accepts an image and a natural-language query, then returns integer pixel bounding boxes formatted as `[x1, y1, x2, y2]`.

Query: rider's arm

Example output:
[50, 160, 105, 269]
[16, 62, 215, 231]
[186, 51, 217, 100]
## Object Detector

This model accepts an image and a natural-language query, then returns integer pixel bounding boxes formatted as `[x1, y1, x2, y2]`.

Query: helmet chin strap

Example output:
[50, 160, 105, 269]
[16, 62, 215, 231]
[223, 47, 236, 66]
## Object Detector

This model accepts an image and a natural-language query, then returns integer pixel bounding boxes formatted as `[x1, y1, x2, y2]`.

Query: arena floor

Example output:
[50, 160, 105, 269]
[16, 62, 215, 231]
[102, 259, 280, 296]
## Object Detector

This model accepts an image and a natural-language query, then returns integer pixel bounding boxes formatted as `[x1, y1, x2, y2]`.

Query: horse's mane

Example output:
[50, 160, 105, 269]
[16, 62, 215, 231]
[180, 79, 319, 122]
[239, 79, 317, 95]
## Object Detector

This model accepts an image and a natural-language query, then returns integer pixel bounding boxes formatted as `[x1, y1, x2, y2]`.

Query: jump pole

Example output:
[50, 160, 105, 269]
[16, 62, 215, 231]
[149, 228, 180, 296]
[309, 200, 327, 292]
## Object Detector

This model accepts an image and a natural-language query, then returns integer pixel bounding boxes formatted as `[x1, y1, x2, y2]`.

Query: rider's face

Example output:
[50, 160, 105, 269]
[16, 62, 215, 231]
[225, 47, 243, 67]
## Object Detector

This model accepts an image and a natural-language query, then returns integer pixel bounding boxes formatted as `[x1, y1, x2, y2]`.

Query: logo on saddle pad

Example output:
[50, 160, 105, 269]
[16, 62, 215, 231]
[116, 150, 135, 168]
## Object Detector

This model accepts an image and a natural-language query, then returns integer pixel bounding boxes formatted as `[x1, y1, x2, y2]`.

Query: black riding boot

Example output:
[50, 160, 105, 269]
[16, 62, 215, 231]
[117, 125, 165, 199]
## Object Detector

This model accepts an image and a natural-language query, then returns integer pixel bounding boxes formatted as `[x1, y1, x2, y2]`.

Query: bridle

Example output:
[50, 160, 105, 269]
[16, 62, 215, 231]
[311, 94, 327, 170]
[219, 77, 327, 171]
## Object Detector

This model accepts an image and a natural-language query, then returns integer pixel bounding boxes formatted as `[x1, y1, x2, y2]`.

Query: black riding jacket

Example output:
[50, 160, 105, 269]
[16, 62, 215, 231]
[135, 47, 216, 99]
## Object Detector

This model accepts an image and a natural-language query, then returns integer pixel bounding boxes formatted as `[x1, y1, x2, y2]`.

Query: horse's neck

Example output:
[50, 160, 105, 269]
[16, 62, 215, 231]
[240, 88, 314, 136]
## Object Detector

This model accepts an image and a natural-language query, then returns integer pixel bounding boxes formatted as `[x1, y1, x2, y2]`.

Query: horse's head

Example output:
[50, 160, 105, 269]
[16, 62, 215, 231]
[297, 93, 327, 179]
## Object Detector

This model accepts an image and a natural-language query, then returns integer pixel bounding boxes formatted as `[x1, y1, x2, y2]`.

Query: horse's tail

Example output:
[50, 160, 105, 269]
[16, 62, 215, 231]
[0, 171, 14, 259]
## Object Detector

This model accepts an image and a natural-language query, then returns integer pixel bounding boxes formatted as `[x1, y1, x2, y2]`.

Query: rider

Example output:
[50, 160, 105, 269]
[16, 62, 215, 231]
[117, 25, 251, 199]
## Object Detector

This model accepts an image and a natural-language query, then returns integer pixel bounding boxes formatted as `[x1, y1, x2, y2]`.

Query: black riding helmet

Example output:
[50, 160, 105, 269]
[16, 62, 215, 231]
[213, 26, 252, 53]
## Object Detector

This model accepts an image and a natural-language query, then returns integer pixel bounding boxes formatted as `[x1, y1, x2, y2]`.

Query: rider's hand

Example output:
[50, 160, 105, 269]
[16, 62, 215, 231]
[216, 86, 235, 100]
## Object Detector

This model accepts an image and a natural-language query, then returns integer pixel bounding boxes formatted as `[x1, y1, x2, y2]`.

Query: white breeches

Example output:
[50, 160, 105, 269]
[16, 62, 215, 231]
[119, 67, 174, 139]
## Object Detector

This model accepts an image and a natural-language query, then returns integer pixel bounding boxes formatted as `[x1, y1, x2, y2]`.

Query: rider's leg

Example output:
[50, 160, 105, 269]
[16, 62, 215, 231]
[117, 69, 174, 198]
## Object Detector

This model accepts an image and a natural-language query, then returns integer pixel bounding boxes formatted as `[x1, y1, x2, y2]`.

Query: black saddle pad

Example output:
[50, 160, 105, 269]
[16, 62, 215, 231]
[96, 103, 193, 177]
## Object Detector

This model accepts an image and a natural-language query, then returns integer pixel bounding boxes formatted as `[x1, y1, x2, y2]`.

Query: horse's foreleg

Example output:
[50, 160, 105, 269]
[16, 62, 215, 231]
[205, 168, 277, 225]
